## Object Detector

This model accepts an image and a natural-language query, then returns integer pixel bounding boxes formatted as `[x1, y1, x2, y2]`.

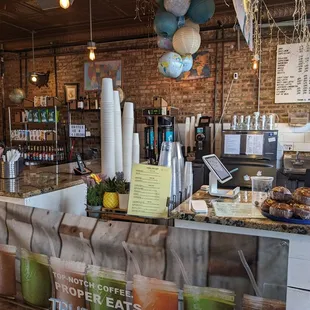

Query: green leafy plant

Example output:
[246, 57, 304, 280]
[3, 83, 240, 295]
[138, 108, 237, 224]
[115, 172, 129, 194]
[87, 183, 104, 206]
[102, 177, 117, 193]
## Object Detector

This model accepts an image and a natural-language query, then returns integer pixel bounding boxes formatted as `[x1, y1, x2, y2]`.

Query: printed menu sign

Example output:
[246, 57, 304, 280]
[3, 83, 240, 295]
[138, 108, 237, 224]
[127, 164, 172, 218]
[275, 43, 310, 103]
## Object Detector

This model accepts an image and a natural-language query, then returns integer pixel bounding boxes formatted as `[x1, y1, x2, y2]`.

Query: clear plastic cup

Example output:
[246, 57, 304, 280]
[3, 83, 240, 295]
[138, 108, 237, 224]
[133, 275, 179, 310]
[184, 285, 235, 310]
[251, 176, 274, 207]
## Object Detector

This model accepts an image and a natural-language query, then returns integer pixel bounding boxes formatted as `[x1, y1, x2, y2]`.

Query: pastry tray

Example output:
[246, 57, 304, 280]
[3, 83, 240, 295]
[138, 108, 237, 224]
[261, 211, 310, 225]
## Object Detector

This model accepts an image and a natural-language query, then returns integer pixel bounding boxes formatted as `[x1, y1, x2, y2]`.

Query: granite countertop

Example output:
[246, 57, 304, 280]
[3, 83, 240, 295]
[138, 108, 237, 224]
[0, 159, 100, 199]
[172, 190, 310, 235]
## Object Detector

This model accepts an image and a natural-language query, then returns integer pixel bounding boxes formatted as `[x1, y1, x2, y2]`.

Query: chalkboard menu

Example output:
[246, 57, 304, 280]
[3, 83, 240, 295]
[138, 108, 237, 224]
[275, 43, 310, 103]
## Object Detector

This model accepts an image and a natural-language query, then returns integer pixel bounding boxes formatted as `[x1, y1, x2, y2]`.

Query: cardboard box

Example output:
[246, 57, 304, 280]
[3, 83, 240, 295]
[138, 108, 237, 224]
[46, 131, 54, 141]
[153, 96, 169, 108]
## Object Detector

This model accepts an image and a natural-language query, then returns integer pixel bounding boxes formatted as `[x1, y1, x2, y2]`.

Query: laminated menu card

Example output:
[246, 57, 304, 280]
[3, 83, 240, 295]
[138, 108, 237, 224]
[127, 164, 172, 218]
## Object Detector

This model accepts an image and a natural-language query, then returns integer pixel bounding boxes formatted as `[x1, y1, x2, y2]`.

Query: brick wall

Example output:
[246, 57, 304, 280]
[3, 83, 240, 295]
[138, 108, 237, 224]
[2, 29, 310, 150]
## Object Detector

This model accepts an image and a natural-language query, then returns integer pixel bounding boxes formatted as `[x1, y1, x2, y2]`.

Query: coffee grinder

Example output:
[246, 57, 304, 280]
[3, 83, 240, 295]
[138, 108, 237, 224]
[195, 116, 211, 162]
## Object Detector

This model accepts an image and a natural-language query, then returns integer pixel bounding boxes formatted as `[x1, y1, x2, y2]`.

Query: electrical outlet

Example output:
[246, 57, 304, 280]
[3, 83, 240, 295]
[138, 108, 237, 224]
[233, 73, 238, 80]
[283, 143, 294, 151]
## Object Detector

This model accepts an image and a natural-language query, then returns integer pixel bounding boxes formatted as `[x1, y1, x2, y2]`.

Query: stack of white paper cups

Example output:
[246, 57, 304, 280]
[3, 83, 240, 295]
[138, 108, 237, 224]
[114, 91, 123, 173]
[122, 102, 134, 181]
[132, 133, 140, 164]
[101, 78, 115, 178]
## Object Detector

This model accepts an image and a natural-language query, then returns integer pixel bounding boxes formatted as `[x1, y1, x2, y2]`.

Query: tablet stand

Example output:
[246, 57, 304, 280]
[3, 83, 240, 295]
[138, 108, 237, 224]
[209, 171, 240, 198]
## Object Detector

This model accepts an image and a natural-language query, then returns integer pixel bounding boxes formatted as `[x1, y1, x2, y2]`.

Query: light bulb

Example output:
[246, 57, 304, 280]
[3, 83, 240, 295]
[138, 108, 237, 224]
[89, 49, 95, 61]
[60, 0, 70, 9]
[253, 60, 259, 70]
[30, 73, 38, 83]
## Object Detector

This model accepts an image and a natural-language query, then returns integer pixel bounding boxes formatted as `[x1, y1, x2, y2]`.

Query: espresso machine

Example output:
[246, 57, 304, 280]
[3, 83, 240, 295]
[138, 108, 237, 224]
[192, 116, 212, 192]
[195, 116, 212, 162]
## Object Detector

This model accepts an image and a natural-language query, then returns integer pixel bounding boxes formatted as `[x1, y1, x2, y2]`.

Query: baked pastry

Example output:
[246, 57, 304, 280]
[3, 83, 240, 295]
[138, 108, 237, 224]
[270, 187, 292, 202]
[261, 198, 277, 212]
[293, 202, 310, 220]
[293, 187, 310, 206]
[269, 203, 294, 219]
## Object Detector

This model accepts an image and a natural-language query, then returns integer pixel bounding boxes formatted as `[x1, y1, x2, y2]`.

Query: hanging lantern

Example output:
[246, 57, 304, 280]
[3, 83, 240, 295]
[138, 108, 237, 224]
[182, 54, 193, 72]
[164, 0, 191, 17]
[185, 18, 200, 32]
[173, 27, 201, 55]
[154, 10, 178, 37]
[187, 0, 215, 24]
[157, 36, 173, 50]
[158, 52, 183, 78]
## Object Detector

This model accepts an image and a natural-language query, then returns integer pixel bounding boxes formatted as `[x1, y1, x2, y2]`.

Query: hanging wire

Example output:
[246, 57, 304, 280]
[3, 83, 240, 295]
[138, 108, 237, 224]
[89, 0, 93, 42]
[31, 31, 36, 72]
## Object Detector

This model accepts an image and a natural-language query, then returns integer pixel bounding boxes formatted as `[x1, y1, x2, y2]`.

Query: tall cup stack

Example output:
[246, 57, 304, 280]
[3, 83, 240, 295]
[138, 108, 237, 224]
[184, 117, 190, 156]
[132, 133, 140, 164]
[114, 91, 123, 173]
[101, 78, 116, 178]
[122, 102, 134, 182]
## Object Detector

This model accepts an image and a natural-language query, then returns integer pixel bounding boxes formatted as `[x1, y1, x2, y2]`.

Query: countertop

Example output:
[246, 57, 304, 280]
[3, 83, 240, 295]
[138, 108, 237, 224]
[0, 159, 100, 199]
[172, 190, 310, 235]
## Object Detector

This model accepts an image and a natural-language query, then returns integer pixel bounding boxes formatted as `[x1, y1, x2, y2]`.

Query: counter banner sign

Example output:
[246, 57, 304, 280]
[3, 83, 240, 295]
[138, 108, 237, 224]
[0, 202, 288, 309]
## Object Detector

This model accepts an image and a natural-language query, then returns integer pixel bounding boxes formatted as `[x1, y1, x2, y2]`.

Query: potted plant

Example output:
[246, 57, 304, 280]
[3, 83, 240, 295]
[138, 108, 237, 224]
[83, 174, 105, 218]
[116, 172, 130, 210]
[102, 177, 119, 209]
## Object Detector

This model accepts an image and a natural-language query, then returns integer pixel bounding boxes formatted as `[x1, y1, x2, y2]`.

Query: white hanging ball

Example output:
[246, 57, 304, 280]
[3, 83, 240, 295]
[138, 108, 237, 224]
[182, 54, 193, 72]
[185, 18, 200, 32]
[173, 26, 201, 55]
[164, 0, 191, 17]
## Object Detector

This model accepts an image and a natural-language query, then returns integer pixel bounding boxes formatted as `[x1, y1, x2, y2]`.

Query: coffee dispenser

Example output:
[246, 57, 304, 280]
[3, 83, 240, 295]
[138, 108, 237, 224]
[195, 116, 211, 162]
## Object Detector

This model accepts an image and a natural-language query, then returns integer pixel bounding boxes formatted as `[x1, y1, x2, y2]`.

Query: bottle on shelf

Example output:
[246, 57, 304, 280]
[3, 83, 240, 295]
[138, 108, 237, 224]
[78, 97, 84, 110]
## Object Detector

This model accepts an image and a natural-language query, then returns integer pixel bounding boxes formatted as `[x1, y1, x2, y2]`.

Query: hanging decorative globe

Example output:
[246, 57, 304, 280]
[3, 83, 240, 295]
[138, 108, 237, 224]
[158, 52, 183, 78]
[185, 18, 200, 32]
[9, 88, 25, 104]
[172, 26, 201, 55]
[164, 0, 191, 17]
[177, 16, 186, 28]
[154, 10, 178, 37]
[187, 0, 215, 24]
[157, 36, 173, 50]
[182, 54, 193, 72]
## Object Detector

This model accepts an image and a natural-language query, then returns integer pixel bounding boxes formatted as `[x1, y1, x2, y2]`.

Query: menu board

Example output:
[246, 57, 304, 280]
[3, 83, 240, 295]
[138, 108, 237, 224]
[127, 164, 172, 218]
[275, 43, 310, 103]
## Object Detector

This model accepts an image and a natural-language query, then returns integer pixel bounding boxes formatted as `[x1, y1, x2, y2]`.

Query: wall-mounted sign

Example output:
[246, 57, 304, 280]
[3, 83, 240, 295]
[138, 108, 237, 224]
[69, 124, 86, 138]
[275, 43, 310, 103]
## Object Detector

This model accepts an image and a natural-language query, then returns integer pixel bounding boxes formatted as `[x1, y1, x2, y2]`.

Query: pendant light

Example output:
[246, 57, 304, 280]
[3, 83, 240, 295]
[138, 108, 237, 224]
[59, 0, 74, 9]
[30, 31, 38, 83]
[87, 0, 96, 61]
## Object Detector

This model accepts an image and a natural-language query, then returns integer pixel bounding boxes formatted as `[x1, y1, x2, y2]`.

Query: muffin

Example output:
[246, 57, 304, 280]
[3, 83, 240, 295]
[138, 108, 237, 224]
[270, 187, 292, 202]
[293, 187, 310, 206]
[269, 203, 294, 219]
[293, 202, 310, 220]
[261, 198, 277, 213]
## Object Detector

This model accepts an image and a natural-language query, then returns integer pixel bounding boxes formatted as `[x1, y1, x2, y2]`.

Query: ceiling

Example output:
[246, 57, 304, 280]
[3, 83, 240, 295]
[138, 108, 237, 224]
[0, 0, 301, 51]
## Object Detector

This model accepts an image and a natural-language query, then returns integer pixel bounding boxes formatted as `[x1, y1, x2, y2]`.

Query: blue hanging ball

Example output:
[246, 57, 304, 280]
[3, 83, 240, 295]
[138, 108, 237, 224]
[187, 0, 215, 24]
[177, 16, 186, 28]
[154, 11, 178, 38]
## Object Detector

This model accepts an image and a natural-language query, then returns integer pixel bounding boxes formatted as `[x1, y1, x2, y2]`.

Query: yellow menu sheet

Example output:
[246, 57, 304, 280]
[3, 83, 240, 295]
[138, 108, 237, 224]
[127, 164, 172, 218]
